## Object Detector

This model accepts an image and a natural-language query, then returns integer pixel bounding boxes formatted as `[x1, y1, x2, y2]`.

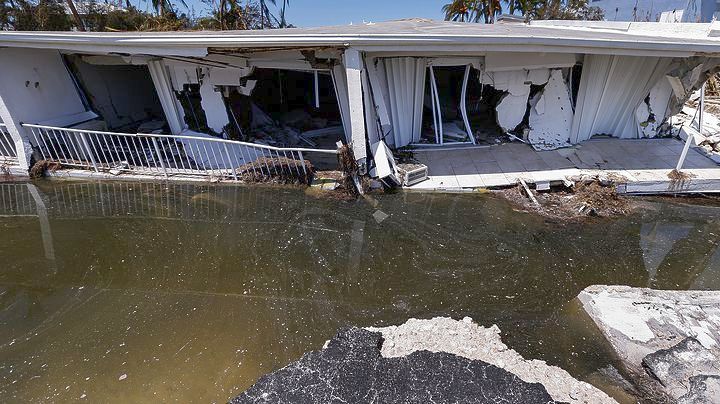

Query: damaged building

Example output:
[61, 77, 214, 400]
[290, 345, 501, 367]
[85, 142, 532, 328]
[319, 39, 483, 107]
[1, 19, 720, 192]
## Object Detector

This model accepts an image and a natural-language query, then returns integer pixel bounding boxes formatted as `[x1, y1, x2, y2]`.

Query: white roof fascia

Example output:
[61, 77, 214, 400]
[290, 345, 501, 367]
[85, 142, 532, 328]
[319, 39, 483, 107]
[2, 20, 720, 58]
[355, 44, 698, 58]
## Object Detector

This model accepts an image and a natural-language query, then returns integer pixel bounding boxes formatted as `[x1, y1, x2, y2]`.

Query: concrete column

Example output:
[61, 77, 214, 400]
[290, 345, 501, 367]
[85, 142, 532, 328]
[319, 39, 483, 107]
[148, 59, 186, 135]
[0, 94, 31, 171]
[343, 48, 368, 171]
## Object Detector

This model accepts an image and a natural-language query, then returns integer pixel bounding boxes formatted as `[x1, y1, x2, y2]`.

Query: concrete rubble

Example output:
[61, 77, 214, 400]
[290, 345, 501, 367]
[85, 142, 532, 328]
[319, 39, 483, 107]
[233, 317, 615, 403]
[578, 285, 720, 403]
[674, 104, 720, 163]
[367, 317, 615, 404]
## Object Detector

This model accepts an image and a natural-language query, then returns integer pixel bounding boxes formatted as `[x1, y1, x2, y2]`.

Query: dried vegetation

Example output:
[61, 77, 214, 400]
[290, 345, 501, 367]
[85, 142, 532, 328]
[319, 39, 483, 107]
[237, 156, 314, 185]
[499, 180, 631, 220]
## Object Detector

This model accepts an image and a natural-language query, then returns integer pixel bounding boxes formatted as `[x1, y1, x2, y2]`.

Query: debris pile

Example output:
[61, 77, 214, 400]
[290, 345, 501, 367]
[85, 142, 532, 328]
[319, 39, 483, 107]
[673, 104, 720, 161]
[335, 144, 363, 196]
[29, 160, 62, 179]
[249, 106, 342, 149]
[500, 179, 630, 219]
[236, 156, 314, 185]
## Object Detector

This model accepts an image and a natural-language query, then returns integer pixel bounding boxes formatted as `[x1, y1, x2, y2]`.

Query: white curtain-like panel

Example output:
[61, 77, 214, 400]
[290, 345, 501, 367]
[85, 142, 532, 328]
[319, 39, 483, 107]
[382, 57, 427, 148]
[571, 55, 672, 142]
[331, 63, 352, 143]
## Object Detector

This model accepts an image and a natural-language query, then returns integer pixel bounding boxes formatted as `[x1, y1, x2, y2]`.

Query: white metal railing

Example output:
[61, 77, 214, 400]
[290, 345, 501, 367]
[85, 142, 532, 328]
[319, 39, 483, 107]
[0, 123, 18, 163]
[23, 124, 338, 181]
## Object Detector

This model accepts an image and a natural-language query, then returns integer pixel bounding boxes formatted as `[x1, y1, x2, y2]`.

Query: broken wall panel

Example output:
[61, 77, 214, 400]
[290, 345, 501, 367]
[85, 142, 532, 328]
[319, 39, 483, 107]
[528, 69, 574, 150]
[636, 76, 674, 138]
[571, 55, 673, 142]
[485, 69, 550, 133]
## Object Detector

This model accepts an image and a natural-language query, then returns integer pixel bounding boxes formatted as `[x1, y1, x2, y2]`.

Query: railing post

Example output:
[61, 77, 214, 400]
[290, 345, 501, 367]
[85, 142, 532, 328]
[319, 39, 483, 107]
[79, 132, 99, 172]
[298, 151, 307, 175]
[224, 143, 238, 181]
[151, 137, 169, 179]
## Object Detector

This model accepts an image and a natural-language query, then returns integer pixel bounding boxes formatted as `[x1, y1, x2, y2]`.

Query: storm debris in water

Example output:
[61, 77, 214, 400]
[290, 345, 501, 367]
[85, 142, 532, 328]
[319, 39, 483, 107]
[29, 160, 62, 179]
[498, 180, 631, 220]
[237, 157, 314, 185]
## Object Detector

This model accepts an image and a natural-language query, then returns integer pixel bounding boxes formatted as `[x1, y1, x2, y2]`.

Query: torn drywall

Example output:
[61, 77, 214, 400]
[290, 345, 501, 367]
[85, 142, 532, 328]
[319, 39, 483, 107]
[635, 76, 673, 138]
[528, 70, 573, 150]
[489, 69, 549, 133]
[199, 74, 229, 134]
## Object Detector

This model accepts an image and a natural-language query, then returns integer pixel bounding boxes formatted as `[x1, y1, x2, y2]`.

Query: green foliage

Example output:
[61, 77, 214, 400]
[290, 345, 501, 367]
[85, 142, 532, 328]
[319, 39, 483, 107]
[2, 0, 285, 31]
[10, 0, 72, 31]
[443, 0, 604, 22]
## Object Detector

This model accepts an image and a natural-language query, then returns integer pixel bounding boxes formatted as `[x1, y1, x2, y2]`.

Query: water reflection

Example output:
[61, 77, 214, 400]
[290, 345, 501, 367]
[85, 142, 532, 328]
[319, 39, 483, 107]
[0, 180, 718, 402]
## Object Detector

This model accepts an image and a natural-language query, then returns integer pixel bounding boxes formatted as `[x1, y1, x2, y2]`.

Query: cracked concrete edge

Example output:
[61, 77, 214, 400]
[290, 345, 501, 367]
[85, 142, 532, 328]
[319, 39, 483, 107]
[577, 285, 720, 367]
[366, 316, 616, 404]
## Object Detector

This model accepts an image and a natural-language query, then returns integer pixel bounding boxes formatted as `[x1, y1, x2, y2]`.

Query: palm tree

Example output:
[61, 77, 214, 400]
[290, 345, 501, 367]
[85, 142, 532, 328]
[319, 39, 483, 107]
[66, 0, 85, 31]
[505, 0, 536, 17]
[150, 0, 187, 16]
[482, 0, 502, 23]
[443, 0, 474, 22]
[278, 0, 289, 28]
[443, 0, 502, 24]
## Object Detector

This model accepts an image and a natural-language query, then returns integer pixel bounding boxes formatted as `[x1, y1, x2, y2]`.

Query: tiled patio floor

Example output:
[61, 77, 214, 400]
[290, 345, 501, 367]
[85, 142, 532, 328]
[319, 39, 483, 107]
[407, 138, 720, 194]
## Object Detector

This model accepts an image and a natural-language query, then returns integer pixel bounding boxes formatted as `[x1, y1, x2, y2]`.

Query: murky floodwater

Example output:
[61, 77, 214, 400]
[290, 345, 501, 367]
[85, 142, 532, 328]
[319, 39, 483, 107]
[0, 180, 718, 403]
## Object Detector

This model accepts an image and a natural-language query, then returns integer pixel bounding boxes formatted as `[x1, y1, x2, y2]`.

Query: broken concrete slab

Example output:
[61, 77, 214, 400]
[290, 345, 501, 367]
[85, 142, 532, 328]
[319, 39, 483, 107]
[578, 285, 720, 401]
[367, 317, 616, 404]
[578, 286, 720, 365]
[642, 337, 720, 401]
[678, 375, 720, 404]
[232, 326, 560, 404]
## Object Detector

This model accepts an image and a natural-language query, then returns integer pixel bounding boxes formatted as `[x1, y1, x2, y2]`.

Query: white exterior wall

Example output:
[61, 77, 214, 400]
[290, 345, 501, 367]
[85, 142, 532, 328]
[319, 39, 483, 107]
[0, 48, 86, 125]
[0, 48, 87, 168]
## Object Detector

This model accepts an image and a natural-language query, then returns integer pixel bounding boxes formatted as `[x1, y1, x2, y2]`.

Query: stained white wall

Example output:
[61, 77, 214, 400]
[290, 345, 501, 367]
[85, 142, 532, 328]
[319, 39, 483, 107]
[0, 48, 86, 125]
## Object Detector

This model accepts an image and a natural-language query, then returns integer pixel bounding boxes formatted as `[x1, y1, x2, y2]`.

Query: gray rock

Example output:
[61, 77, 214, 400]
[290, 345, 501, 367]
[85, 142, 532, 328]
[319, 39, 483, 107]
[643, 337, 720, 400]
[678, 375, 720, 404]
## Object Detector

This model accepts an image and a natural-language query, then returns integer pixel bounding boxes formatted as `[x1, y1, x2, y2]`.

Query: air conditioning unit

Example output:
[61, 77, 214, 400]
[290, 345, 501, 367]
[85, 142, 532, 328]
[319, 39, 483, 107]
[400, 164, 428, 187]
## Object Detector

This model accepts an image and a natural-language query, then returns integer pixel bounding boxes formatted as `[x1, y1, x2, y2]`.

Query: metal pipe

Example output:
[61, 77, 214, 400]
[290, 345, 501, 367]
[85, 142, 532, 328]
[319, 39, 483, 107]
[314, 70, 320, 109]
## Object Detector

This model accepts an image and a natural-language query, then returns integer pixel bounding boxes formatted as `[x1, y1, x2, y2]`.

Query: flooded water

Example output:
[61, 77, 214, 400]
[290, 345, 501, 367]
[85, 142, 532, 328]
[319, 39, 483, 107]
[0, 180, 719, 403]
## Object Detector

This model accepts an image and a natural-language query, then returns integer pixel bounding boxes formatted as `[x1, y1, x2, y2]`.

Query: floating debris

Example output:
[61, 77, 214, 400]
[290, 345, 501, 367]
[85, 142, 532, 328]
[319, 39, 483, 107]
[236, 157, 314, 185]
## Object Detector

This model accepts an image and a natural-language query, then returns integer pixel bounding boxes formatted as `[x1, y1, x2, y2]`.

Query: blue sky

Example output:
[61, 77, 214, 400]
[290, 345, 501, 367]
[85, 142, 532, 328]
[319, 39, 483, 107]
[133, 0, 448, 27]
